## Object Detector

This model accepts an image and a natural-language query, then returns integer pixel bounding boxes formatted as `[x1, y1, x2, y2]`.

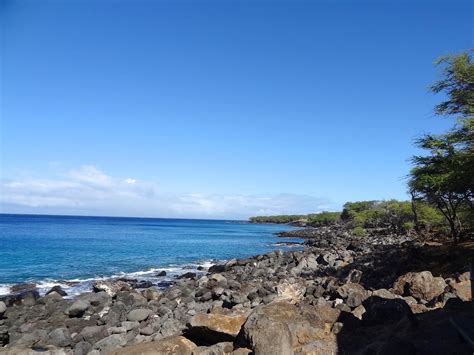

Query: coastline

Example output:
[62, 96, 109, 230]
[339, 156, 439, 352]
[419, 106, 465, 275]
[0, 214, 301, 297]
[0, 226, 472, 354]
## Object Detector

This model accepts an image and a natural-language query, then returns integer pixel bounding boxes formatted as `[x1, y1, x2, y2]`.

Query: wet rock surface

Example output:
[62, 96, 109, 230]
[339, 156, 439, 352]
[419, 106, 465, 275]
[0, 225, 472, 354]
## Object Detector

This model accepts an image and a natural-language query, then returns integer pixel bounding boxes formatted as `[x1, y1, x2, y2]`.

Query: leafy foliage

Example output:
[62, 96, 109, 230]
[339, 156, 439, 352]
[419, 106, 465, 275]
[342, 200, 416, 233]
[250, 199, 448, 237]
[351, 226, 367, 237]
[307, 211, 341, 226]
[409, 49, 474, 241]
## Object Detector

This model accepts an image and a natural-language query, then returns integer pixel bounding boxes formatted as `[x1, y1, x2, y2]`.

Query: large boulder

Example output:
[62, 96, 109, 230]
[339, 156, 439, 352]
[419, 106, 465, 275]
[126, 308, 152, 322]
[109, 336, 197, 355]
[392, 271, 446, 302]
[239, 301, 338, 355]
[186, 311, 249, 344]
[66, 300, 89, 317]
[47, 327, 72, 347]
[290, 254, 318, 275]
[362, 296, 416, 326]
[0, 301, 6, 316]
[1, 289, 40, 306]
[449, 280, 472, 302]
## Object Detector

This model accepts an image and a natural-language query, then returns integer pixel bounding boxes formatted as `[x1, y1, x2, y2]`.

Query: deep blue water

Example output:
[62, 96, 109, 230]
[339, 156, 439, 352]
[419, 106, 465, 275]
[0, 214, 300, 295]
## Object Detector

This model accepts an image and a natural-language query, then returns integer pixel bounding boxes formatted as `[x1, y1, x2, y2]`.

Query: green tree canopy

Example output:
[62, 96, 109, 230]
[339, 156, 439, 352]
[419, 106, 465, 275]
[409, 50, 474, 241]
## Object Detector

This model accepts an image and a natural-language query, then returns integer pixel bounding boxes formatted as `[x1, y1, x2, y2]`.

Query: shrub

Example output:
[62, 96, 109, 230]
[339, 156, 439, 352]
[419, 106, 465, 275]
[352, 226, 367, 236]
[307, 211, 341, 226]
[402, 221, 415, 231]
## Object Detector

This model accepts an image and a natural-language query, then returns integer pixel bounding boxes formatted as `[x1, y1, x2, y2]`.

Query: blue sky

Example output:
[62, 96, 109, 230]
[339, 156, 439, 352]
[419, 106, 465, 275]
[0, 0, 472, 218]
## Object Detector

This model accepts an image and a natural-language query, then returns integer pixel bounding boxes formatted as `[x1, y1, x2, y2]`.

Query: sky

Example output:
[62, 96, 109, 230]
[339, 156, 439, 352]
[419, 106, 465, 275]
[0, 0, 472, 219]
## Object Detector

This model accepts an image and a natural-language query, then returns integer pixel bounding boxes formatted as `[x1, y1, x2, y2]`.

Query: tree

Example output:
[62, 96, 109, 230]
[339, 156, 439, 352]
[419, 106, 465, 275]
[409, 50, 474, 242]
[409, 136, 469, 241]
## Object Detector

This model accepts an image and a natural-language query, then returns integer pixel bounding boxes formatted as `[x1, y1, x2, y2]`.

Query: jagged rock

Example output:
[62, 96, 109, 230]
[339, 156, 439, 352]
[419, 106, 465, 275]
[392, 271, 446, 302]
[352, 305, 366, 320]
[458, 271, 470, 282]
[93, 280, 132, 297]
[187, 311, 249, 344]
[450, 280, 472, 301]
[337, 283, 369, 308]
[239, 301, 338, 355]
[276, 281, 305, 303]
[110, 336, 197, 354]
[291, 254, 318, 275]
[46, 286, 68, 297]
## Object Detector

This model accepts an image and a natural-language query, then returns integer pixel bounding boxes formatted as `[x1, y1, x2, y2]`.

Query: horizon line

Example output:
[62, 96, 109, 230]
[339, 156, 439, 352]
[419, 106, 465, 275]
[0, 212, 250, 222]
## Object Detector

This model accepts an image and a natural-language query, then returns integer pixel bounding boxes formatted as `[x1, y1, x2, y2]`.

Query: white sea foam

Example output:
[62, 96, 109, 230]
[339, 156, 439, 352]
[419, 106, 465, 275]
[0, 285, 12, 296]
[1, 259, 218, 297]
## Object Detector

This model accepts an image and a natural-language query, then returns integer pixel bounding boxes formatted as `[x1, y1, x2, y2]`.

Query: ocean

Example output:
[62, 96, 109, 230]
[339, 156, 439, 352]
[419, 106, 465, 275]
[0, 214, 300, 296]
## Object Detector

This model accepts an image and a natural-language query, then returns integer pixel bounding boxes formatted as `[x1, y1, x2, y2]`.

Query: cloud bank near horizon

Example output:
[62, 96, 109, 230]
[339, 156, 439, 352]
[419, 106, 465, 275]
[0, 165, 333, 219]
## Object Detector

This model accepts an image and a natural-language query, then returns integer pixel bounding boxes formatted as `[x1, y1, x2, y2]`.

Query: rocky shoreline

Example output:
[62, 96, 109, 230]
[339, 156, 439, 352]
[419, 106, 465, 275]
[0, 226, 473, 354]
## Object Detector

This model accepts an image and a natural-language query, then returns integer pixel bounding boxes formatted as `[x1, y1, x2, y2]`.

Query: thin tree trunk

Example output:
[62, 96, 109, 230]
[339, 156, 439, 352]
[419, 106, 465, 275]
[410, 192, 420, 234]
[436, 199, 459, 243]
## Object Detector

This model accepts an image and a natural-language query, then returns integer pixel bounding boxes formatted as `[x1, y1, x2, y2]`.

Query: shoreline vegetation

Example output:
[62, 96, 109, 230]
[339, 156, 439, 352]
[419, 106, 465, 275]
[0, 51, 472, 353]
[249, 199, 456, 238]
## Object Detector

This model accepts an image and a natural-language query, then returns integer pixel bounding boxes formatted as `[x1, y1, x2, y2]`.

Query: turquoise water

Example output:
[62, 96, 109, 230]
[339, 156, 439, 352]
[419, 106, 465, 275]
[0, 214, 299, 295]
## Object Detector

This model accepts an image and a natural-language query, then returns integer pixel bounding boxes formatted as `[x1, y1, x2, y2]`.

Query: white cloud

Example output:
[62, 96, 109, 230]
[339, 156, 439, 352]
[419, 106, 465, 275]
[0, 165, 332, 219]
